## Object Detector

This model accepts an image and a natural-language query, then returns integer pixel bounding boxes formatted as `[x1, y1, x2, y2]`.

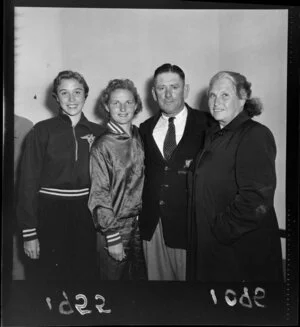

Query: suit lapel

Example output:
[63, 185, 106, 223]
[147, 113, 166, 164]
[170, 105, 196, 157]
[146, 106, 201, 164]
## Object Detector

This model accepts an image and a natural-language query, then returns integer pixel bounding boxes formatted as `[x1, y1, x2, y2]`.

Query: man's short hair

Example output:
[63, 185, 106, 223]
[153, 63, 185, 82]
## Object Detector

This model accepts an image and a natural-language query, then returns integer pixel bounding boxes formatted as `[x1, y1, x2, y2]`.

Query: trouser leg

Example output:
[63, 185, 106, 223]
[38, 196, 97, 281]
[143, 219, 186, 281]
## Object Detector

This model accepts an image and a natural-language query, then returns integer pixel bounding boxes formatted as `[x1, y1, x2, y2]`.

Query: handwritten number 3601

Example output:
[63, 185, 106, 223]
[46, 291, 112, 315]
[210, 287, 266, 308]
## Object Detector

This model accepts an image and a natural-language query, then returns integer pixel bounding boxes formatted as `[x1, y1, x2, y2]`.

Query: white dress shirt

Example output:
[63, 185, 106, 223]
[153, 106, 188, 158]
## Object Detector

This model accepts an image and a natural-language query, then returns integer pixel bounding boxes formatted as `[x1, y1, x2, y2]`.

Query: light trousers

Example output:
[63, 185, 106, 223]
[143, 219, 186, 281]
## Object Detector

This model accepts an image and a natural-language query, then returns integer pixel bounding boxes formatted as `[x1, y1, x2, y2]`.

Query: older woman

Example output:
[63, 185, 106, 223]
[187, 71, 283, 282]
[88, 79, 147, 280]
[17, 70, 105, 281]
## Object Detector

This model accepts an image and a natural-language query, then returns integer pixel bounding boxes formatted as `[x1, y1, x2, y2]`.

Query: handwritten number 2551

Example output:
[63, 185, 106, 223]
[46, 291, 112, 315]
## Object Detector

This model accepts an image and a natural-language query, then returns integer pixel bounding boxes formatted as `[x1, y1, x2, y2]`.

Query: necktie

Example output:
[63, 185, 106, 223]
[163, 117, 176, 160]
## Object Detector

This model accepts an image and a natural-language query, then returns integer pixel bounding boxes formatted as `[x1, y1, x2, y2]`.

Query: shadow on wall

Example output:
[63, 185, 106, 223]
[196, 87, 210, 113]
[44, 83, 59, 117]
[144, 77, 160, 117]
[93, 88, 109, 125]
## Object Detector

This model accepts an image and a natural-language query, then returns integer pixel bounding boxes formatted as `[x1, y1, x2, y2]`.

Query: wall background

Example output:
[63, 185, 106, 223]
[14, 7, 288, 257]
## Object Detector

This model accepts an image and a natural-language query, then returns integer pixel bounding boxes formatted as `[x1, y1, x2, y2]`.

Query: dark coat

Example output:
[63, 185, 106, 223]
[17, 112, 105, 239]
[139, 104, 210, 249]
[187, 111, 283, 282]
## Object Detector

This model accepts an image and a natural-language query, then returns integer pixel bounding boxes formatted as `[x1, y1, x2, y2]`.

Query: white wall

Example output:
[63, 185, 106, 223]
[14, 7, 287, 257]
[14, 8, 64, 123]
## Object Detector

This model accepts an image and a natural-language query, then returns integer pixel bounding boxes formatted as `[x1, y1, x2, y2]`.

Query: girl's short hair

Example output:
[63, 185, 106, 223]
[52, 70, 89, 98]
[100, 78, 143, 116]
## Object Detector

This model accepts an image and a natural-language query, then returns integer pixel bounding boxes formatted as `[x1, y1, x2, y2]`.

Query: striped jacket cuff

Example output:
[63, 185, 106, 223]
[106, 232, 122, 246]
[22, 228, 37, 241]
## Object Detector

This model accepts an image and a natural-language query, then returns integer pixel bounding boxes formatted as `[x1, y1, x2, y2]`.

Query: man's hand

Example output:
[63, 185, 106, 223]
[107, 243, 126, 261]
[24, 239, 40, 259]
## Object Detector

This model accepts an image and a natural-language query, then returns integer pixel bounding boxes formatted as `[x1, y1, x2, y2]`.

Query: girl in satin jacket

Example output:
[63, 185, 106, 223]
[88, 79, 147, 280]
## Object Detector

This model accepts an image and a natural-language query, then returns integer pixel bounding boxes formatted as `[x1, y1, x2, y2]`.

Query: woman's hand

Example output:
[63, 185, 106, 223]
[107, 243, 126, 261]
[24, 239, 40, 259]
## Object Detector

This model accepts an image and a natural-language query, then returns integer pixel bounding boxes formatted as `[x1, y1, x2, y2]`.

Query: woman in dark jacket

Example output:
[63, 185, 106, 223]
[187, 71, 283, 282]
[17, 70, 105, 281]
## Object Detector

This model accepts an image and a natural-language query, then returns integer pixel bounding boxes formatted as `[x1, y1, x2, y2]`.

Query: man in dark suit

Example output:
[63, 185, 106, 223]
[139, 63, 210, 280]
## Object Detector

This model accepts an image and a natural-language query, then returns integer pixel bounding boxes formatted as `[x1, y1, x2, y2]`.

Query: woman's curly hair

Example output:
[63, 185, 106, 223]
[208, 71, 263, 117]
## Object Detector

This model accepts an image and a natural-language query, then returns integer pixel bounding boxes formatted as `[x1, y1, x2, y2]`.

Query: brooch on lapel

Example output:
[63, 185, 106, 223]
[81, 134, 95, 150]
[178, 159, 193, 175]
[183, 159, 193, 169]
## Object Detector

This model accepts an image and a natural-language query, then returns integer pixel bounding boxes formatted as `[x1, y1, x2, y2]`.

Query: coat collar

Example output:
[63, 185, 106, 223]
[107, 120, 126, 135]
[209, 110, 251, 135]
[58, 111, 92, 129]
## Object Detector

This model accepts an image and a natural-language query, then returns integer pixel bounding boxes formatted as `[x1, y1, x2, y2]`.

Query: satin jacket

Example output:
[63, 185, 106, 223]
[88, 121, 145, 247]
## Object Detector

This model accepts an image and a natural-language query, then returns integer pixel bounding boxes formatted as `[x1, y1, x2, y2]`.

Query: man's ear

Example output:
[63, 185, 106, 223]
[184, 84, 190, 100]
[152, 87, 158, 102]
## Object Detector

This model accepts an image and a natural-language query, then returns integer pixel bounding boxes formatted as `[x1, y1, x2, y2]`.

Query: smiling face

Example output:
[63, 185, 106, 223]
[152, 72, 189, 117]
[106, 88, 137, 128]
[208, 77, 245, 128]
[55, 78, 86, 119]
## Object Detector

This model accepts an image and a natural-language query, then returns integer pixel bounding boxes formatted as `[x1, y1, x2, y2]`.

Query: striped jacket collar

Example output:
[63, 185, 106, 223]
[107, 120, 127, 135]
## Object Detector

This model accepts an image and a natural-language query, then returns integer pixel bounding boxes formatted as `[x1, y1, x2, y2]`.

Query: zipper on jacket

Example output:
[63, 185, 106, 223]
[72, 127, 78, 161]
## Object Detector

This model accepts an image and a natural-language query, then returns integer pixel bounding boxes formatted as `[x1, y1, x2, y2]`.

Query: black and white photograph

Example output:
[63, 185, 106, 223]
[2, 0, 299, 325]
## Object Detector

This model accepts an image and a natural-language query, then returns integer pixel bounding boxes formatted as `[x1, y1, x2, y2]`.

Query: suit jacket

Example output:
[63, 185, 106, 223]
[139, 104, 211, 249]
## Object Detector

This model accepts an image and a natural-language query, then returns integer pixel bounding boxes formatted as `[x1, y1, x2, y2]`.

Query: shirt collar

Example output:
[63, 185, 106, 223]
[161, 105, 187, 122]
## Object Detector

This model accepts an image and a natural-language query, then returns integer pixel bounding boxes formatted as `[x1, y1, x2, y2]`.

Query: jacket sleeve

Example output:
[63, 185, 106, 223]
[138, 122, 146, 142]
[88, 144, 122, 246]
[211, 124, 277, 244]
[17, 125, 46, 241]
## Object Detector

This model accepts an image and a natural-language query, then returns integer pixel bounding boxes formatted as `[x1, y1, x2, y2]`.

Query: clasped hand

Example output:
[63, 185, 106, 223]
[107, 243, 126, 261]
[24, 239, 40, 259]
